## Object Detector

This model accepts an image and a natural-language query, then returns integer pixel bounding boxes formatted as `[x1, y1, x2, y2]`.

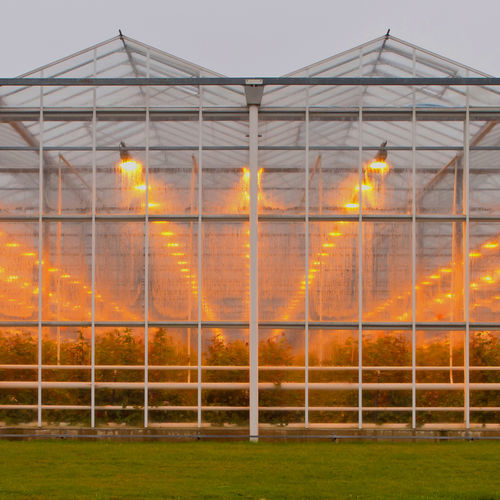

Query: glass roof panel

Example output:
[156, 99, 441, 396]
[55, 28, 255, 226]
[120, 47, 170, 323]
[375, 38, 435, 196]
[262, 35, 491, 108]
[0, 33, 498, 168]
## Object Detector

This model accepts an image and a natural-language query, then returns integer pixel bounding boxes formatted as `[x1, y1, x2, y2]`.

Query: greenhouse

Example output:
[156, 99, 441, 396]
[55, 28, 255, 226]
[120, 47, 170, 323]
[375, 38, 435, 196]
[0, 32, 499, 437]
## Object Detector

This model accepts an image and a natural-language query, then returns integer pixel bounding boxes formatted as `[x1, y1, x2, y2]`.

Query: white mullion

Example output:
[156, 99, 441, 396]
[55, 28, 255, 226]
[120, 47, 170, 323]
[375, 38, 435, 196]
[90, 49, 97, 428]
[249, 103, 259, 440]
[197, 88, 203, 429]
[411, 48, 417, 430]
[37, 76, 44, 428]
[144, 50, 151, 428]
[357, 49, 363, 430]
[304, 87, 310, 429]
[464, 79, 470, 430]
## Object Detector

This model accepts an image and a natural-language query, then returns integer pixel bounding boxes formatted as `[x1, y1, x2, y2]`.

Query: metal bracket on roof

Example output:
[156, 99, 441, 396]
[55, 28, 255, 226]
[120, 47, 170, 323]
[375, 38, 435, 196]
[245, 79, 264, 106]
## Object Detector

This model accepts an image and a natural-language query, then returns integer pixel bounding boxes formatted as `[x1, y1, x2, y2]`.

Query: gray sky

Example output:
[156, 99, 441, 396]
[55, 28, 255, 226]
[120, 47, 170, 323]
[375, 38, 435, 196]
[2, 0, 499, 77]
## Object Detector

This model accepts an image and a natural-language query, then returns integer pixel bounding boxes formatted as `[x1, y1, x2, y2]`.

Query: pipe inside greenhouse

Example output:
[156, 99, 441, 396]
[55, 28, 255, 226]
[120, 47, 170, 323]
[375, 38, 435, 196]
[0, 33, 499, 437]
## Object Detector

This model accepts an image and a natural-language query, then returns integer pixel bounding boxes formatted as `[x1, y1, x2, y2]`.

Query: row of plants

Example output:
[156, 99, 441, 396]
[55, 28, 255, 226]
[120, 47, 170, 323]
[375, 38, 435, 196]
[0, 328, 498, 426]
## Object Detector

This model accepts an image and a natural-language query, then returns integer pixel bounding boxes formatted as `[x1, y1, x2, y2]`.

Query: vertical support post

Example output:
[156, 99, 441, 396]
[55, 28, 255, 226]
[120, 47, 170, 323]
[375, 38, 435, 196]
[411, 48, 417, 430]
[56, 162, 62, 365]
[37, 77, 44, 428]
[197, 88, 203, 430]
[318, 156, 323, 365]
[187, 155, 197, 384]
[450, 158, 463, 384]
[304, 88, 310, 429]
[249, 103, 259, 441]
[464, 82, 470, 430]
[357, 104, 363, 430]
[144, 49, 150, 428]
[90, 49, 97, 428]
[357, 49, 363, 430]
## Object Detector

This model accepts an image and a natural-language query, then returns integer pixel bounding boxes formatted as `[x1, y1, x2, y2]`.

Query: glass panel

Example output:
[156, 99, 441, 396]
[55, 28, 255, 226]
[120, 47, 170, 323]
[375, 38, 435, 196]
[416, 222, 463, 322]
[42, 326, 90, 425]
[202, 328, 249, 427]
[0, 222, 38, 321]
[95, 222, 144, 321]
[42, 221, 91, 321]
[202, 150, 249, 215]
[43, 121, 92, 148]
[470, 150, 500, 216]
[96, 87, 144, 108]
[95, 327, 144, 427]
[43, 149, 92, 215]
[362, 330, 411, 426]
[309, 221, 358, 321]
[362, 121, 411, 215]
[1, 84, 41, 108]
[308, 150, 359, 215]
[259, 221, 305, 322]
[308, 329, 358, 425]
[259, 150, 305, 214]
[149, 221, 198, 321]
[203, 120, 248, 148]
[309, 119, 359, 148]
[470, 330, 500, 426]
[363, 222, 411, 322]
[148, 327, 198, 427]
[416, 330, 464, 425]
[43, 85, 95, 107]
[42, 326, 90, 372]
[202, 222, 249, 321]
[95, 150, 147, 214]
[0, 327, 38, 426]
[416, 119, 463, 215]
[259, 328, 305, 426]
[416, 151, 463, 215]
[148, 150, 198, 215]
[470, 222, 500, 322]
[0, 122, 40, 216]
[361, 148, 411, 215]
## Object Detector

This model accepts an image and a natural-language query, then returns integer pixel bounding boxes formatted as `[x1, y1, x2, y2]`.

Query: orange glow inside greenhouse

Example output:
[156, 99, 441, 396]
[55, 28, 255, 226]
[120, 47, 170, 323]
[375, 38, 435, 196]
[0, 32, 498, 436]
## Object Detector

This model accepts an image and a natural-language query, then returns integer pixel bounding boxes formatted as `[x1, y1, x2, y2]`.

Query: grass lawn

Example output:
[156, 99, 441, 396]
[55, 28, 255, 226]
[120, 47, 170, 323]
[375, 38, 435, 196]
[0, 440, 498, 499]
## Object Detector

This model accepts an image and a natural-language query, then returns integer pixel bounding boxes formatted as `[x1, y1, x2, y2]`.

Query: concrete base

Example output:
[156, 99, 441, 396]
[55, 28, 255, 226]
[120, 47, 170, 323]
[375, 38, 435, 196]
[0, 426, 499, 441]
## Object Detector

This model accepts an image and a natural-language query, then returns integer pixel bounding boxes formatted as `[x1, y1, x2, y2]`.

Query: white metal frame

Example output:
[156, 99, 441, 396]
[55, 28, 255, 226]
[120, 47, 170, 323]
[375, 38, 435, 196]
[1, 35, 499, 437]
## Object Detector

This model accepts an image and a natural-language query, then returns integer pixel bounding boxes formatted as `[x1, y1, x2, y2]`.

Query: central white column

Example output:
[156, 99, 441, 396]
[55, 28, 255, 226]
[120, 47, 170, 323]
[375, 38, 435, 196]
[249, 104, 259, 440]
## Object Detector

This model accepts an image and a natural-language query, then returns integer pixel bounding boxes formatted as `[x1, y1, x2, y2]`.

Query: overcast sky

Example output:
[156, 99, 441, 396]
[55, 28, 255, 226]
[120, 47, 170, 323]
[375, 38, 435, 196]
[2, 0, 499, 77]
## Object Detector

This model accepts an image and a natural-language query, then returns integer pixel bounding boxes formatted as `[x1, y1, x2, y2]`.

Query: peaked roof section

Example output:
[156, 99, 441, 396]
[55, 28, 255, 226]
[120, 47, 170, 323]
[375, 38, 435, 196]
[1, 32, 498, 109]
[261, 34, 497, 107]
[1, 35, 245, 108]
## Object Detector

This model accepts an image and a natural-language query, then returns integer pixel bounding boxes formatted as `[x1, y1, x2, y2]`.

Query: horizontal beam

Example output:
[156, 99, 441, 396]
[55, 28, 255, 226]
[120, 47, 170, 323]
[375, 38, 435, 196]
[1, 364, 497, 371]
[1, 405, 496, 412]
[6, 145, 500, 151]
[1, 321, 500, 329]
[2, 77, 500, 86]
[2, 107, 500, 122]
[1, 381, 499, 390]
[4, 214, 500, 224]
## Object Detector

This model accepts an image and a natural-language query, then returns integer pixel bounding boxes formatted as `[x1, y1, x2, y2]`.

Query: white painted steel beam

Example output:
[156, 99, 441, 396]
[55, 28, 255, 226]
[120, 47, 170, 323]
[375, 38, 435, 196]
[249, 103, 259, 441]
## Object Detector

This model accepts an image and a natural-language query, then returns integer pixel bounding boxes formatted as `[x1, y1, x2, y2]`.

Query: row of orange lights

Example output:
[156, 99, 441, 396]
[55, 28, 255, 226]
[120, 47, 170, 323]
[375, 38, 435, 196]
[2, 151, 500, 326]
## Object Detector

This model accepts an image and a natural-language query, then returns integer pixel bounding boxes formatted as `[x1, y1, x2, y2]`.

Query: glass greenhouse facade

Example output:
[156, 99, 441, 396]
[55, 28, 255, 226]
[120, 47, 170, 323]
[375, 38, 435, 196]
[0, 34, 499, 436]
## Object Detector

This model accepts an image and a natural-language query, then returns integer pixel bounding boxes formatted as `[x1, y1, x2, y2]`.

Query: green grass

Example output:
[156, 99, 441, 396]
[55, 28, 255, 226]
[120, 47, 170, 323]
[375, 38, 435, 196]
[0, 440, 499, 499]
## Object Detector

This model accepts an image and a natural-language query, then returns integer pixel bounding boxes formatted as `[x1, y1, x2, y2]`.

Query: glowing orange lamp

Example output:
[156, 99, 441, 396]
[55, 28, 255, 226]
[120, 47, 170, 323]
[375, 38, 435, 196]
[118, 141, 142, 177]
[369, 140, 389, 174]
